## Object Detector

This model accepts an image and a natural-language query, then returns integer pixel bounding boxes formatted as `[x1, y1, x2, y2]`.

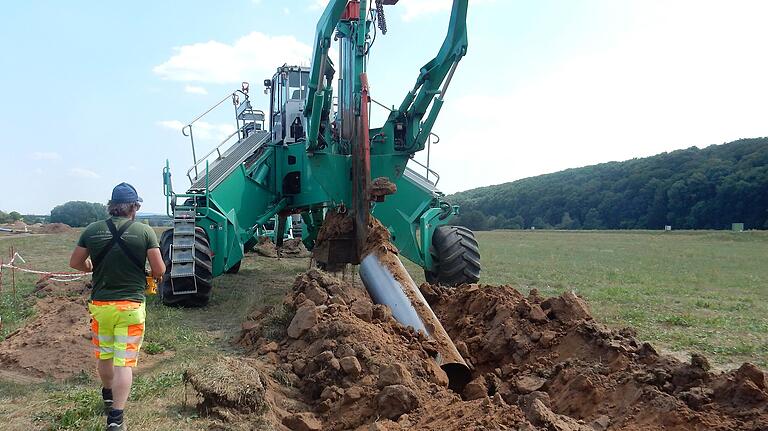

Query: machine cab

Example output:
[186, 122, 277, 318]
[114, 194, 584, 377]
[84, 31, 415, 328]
[264, 65, 310, 144]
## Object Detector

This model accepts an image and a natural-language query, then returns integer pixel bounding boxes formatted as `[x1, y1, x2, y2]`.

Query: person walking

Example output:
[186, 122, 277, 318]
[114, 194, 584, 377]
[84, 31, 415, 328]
[69, 183, 165, 431]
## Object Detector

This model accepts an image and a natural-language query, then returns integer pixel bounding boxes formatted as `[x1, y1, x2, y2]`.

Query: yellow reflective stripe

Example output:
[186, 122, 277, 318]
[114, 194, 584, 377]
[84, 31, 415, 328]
[114, 335, 142, 344]
[114, 350, 139, 359]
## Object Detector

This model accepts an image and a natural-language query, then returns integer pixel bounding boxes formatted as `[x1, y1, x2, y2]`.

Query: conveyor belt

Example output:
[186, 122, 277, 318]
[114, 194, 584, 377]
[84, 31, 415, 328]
[190, 130, 271, 190]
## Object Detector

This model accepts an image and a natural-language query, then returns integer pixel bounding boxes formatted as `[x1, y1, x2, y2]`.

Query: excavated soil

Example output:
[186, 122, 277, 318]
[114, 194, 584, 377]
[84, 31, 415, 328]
[208, 270, 768, 431]
[0, 278, 93, 380]
[189, 215, 768, 430]
[369, 177, 397, 201]
[252, 236, 311, 258]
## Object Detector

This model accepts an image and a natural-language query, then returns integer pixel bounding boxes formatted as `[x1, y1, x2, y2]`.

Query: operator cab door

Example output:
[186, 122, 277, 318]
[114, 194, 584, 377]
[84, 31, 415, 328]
[267, 67, 309, 144]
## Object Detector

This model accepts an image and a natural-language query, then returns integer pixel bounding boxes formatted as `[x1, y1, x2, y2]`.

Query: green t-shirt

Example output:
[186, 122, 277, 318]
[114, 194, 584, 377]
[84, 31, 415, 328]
[77, 217, 160, 302]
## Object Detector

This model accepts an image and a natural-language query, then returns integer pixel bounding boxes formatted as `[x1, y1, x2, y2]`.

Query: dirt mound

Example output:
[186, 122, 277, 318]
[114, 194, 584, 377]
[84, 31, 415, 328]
[33, 275, 91, 297]
[251, 236, 311, 258]
[282, 238, 311, 258]
[37, 223, 74, 234]
[0, 281, 92, 380]
[198, 268, 768, 431]
[253, 236, 279, 257]
[430, 284, 768, 430]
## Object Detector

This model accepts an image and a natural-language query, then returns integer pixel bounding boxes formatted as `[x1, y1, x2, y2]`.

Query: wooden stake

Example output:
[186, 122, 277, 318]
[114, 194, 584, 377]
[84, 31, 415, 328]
[11, 246, 16, 300]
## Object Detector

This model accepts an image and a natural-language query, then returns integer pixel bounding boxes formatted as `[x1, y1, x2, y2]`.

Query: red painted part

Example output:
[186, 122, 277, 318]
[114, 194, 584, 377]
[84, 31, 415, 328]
[341, 1, 361, 21]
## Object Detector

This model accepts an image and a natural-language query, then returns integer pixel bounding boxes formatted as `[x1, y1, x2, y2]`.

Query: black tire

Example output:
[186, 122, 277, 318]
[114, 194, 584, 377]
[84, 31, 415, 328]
[225, 260, 241, 274]
[425, 225, 481, 286]
[159, 227, 213, 307]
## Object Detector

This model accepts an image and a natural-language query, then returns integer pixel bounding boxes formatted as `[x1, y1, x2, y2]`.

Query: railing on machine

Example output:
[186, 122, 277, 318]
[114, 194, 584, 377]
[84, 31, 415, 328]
[181, 83, 265, 185]
[370, 97, 441, 186]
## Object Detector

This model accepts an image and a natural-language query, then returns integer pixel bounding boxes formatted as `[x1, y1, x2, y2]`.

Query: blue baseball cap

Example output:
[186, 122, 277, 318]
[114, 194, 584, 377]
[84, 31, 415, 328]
[111, 182, 143, 204]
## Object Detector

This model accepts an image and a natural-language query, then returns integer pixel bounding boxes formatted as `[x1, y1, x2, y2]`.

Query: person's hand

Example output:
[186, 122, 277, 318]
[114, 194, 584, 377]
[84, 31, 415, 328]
[85, 258, 93, 272]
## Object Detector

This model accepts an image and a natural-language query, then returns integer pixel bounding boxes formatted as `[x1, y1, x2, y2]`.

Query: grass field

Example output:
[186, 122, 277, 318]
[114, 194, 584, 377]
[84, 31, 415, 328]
[1, 229, 766, 429]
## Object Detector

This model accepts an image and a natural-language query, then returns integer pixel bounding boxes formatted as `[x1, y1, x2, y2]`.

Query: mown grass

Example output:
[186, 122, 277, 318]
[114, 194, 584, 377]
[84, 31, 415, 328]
[468, 230, 768, 367]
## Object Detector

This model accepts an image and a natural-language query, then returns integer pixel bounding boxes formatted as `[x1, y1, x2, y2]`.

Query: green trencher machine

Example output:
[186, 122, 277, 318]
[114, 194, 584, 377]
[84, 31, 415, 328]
[161, 0, 480, 308]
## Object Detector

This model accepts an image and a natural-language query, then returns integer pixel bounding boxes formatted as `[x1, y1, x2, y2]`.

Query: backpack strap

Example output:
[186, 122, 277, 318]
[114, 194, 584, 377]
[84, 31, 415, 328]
[92, 219, 144, 271]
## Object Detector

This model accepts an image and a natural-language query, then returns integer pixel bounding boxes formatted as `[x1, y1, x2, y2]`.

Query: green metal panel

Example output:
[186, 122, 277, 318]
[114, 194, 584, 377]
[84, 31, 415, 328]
[164, 0, 471, 281]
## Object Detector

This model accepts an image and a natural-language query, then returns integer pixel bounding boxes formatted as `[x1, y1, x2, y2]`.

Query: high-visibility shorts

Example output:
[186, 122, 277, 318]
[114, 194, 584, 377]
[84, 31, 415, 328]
[88, 300, 146, 367]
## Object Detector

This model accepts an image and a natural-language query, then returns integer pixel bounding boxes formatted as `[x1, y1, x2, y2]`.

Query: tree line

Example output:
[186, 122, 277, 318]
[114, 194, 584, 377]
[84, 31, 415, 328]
[450, 137, 768, 231]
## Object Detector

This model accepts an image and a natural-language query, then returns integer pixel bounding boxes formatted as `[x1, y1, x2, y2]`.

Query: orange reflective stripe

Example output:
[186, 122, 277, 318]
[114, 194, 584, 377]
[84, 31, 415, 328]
[127, 323, 144, 337]
[126, 343, 140, 351]
[91, 318, 99, 346]
[92, 300, 142, 311]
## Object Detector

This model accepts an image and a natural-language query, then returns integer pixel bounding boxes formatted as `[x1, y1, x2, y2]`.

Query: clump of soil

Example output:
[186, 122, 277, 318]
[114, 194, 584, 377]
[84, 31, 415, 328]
[315, 211, 354, 244]
[282, 238, 311, 258]
[253, 236, 279, 257]
[369, 177, 397, 201]
[201, 268, 768, 431]
[0, 280, 93, 380]
[251, 236, 311, 258]
[184, 356, 271, 423]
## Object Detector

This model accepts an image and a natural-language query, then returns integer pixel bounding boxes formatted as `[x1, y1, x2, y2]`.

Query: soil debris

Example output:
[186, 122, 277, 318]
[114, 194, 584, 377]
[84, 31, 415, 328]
[369, 177, 397, 202]
[282, 238, 311, 258]
[252, 236, 279, 257]
[203, 269, 768, 430]
[0, 280, 92, 380]
[251, 236, 311, 258]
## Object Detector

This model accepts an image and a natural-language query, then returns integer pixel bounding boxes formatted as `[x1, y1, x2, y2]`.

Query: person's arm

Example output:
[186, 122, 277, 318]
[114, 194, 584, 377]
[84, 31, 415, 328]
[69, 246, 93, 272]
[147, 248, 165, 279]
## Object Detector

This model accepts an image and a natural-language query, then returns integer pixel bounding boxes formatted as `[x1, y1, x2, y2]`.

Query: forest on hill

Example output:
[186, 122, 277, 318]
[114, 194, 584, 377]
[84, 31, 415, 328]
[450, 138, 768, 231]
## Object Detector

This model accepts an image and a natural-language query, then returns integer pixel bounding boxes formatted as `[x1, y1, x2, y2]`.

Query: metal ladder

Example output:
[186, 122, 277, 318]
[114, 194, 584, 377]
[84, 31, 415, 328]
[170, 208, 197, 294]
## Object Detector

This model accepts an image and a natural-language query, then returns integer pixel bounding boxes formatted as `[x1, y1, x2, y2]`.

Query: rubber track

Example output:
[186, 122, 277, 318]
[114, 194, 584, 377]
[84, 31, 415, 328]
[427, 225, 481, 286]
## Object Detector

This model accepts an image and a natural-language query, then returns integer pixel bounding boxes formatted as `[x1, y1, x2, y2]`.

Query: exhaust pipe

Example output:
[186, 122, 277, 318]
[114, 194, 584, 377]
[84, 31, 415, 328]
[360, 253, 471, 391]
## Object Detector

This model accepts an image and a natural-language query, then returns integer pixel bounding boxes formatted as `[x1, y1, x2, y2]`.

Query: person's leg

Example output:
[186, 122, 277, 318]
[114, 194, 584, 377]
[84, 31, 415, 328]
[89, 303, 116, 412]
[97, 358, 114, 387]
[108, 301, 145, 428]
[111, 366, 133, 410]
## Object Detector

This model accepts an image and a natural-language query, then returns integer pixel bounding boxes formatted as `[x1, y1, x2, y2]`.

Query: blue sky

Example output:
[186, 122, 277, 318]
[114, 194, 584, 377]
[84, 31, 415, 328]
[1, 0, 766, 214]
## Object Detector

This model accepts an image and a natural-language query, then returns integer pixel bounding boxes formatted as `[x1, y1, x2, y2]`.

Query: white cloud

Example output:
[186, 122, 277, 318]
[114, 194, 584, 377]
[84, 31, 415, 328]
[153, 32, 311, 84]
[309, 0, 329, 10]
[30, 151, 61, 161]
[157, 120, 185, 131]
[156, 120, 236, 142]
[69, 168, 100, 179]
[184, 85, 208, 95]
[283, 7, 291, 15]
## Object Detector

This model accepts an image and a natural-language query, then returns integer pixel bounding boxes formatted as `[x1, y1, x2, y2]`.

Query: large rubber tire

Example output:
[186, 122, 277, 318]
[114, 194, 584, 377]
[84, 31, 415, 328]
[159, 227, 213, 307]
[425, 225, 481, 286]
